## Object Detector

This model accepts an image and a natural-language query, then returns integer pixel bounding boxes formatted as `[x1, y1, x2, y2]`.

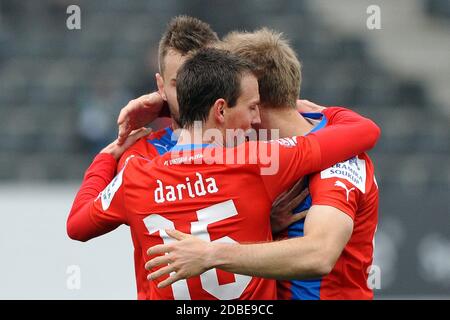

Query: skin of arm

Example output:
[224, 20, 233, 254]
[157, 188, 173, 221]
[146, 205, 353, 288]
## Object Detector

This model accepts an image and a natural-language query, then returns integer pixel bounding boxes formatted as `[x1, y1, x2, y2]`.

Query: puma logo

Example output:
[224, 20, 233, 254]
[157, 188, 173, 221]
[153, 143, 170, 153]
[334, 180, 355, 202]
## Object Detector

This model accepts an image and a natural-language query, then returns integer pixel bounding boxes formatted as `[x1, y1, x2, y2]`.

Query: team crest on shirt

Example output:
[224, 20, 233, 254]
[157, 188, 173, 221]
[320, 156, 366, 193]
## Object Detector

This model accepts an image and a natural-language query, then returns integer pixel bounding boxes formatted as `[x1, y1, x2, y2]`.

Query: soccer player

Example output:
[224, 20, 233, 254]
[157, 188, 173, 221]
[111, 16, 219, 299]
[116, 15, 219, 170]
[67, 47, 380, 299]
[144, 30, 379, 300]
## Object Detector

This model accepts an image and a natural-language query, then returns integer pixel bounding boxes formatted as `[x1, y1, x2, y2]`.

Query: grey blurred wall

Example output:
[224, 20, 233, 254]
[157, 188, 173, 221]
[0, 0, 449, 299]
[0, 184, 136, 299]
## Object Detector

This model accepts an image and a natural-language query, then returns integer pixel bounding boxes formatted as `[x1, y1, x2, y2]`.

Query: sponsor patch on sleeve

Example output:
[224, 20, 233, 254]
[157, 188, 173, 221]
[320, 156, 367, 193]
[100, 155, 134, 210]
[274, 137, 298, 147]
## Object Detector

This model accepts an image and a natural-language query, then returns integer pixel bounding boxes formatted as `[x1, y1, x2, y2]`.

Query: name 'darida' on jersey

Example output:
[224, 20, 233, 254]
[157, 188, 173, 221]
[154, 172, 219, 203]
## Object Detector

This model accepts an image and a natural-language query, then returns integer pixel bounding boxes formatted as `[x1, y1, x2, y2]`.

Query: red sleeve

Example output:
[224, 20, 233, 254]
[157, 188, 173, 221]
[309, 172, 360, 220]
[259, 136, 321, 201]
[260, 107, 380, 202]
[308, 107, 380, 171]
[67, 153, 128, 242]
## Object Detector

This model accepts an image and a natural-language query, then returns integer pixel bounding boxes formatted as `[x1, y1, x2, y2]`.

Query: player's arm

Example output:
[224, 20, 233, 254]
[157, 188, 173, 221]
[195, 173, 361, 280]
[230, 165, 362, 279]
[192, 162, 363, 280]
[311, 107, 380, 171]
[260, 106, 380, 200]
[145, 206, 353, 286]
[67, 128, 150, 241]
[239, 166, 363, 279]
[145, 158, 364, 285]
[214, 205, 353, 279]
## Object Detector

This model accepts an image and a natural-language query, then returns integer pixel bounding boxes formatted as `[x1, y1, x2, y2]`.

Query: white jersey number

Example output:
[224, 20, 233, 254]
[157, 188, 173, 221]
[143, 200, 252, 300]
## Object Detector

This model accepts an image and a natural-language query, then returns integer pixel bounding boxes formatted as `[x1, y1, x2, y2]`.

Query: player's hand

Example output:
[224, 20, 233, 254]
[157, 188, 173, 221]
[101, 127, 151, 160]
[297, 99, 326, 113]
[145, 229, 214, 288]
[271, 177, 310, 234]
[117, 92, 165, 145]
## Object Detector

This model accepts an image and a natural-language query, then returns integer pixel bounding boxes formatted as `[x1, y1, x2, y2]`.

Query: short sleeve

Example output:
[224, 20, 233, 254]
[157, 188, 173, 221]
[309, 156, 367, 220]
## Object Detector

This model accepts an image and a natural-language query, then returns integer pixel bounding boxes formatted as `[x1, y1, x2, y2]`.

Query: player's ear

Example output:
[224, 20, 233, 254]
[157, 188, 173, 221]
[213, 98, 227, 124]
[156, 73, 167, 101]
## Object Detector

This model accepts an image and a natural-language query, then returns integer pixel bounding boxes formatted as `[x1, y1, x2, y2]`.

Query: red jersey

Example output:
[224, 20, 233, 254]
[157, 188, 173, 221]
[117, 126, 177, 299]
[117, 126, 177, 170]
[275, 113, 378, 300]
[67, 107, 380, 300]
[310, 153, 378, 299]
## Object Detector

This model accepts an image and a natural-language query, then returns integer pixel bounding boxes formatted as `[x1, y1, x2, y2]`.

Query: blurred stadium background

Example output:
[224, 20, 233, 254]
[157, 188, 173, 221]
[0, 0, 448, 299]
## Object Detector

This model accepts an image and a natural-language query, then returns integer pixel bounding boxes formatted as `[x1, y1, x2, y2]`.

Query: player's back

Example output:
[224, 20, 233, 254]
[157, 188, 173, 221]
[123, 146, 277, 300]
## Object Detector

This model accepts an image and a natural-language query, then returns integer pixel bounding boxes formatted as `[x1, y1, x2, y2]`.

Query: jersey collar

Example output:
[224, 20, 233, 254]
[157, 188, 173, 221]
[301, 112, 328, 134]
[171, 144, 212, 152]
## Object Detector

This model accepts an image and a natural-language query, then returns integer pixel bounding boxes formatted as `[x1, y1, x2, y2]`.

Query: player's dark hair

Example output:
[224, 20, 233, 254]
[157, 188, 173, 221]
[176, 48, 256, 128]
[159, 15, 219, 75]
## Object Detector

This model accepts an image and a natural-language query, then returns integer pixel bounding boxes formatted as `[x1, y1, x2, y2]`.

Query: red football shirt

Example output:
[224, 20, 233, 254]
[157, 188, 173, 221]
[274, 113, 379, 300]
[309, 152, 378, 299]
[67, 107, 380, 300]
[117, 126, 177, 299]
[117, 126, 177, 170]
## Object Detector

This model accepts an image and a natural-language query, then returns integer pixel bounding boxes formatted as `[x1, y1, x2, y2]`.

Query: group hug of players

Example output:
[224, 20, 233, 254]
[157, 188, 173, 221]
[67, 16, 380, 300]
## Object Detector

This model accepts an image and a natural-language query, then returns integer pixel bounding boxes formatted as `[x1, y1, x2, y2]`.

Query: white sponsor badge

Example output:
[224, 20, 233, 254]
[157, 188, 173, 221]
[320, 156, 367, 193]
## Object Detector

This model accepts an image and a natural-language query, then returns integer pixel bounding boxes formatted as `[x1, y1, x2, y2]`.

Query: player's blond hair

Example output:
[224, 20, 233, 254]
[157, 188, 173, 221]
[221, 28, 301, 109]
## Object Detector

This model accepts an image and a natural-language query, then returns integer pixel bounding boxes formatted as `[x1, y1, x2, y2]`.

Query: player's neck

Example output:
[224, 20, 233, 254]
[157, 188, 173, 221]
[264, 108, 314, 138]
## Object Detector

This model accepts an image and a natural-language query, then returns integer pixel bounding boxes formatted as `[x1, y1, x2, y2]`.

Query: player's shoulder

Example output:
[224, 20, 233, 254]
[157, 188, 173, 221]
[124, 154, 153, 167]
[250, 136, 300, 149]
[119, 133, 153, 158]
[119, 154, 153, 176]
[313, 153, 375, 194]
[98, 154, 153, 210]
[117, 135, 153, 170]
[321, 106, 352, 121]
